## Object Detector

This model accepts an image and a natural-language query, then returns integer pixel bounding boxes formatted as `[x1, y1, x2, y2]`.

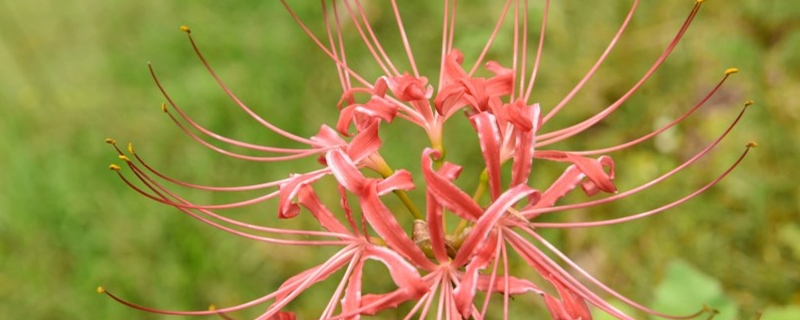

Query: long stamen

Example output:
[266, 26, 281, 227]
[388, 0, 420, 77]
[281, 0, 373, 89]
[467, 0, 514, 77]
[150, 62, 315, 154]
[179, 26, 317, 145]
[539, 0, 640, 125]
[125, 144, 287, 192]
[341, 0, 399, 77]
[532, 142, 754, 228]
[110, 162, 347, 244]
[323, 0, 352, 92]
[538, 0, 704, 144]
[160, 101, 331, 162]
[97, 286, 275, 317]
[571, 68, 739, 156]
[522, 229, 710, 319]
[523, 0, 549, 101]
[524, 99, 751, 218]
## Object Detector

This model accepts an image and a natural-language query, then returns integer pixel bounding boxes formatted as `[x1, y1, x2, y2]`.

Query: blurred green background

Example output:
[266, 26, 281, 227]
[1, 0, 798, 319]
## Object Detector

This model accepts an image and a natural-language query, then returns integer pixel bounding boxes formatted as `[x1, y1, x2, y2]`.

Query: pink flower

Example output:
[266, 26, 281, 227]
[101, 0, 754, 319]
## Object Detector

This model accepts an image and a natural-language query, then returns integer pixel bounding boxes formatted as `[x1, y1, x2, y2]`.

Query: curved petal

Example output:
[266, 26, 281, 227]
[360, 181, 436, 270]
[376, 169, 415, 196]
[296, 184, 351, 235]
[383, 73, 433, 101]
[509, 102, 541, 187]
[346, 121, 382, 162]
[535, 151, 617, 194]
[421, 148, 483, 220]
[453, 232, 499, 318]
[278, 171, 328, 218]
[470, 112, 503, 200]
[326, 149, 368, 194]
[453, 184, 536, 266]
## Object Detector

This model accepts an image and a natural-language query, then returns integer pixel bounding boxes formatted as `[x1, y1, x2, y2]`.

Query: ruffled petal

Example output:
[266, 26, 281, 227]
[470, 112, 503, 200]
[278, 171, 328, 219]
[421, 148, 483, 220]
[296, 184, 351, 235]
[453, 233, 499, 318]
[382, 73, 433, 101]
[346, 121, 382, 162]
[453, 184, 536, 266]
[535, 151, 617, 195]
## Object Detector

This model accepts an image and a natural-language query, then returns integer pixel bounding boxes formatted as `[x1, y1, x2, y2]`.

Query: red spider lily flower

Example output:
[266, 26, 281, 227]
[101, 0, 754, 319]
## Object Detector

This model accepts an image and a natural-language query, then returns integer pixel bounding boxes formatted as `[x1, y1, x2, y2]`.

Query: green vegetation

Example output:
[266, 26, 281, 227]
[0, 1, 797, 318]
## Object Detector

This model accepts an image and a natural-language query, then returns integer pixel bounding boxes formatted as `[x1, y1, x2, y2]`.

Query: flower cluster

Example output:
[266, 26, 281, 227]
[101, 0, 753, 319]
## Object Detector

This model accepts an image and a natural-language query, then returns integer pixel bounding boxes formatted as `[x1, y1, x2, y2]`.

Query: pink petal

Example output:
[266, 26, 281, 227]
[453, 233, 499, 318]
[470, 112, 503, 200]
[548, 275, 593, 320]
[421, 148, 483, 220]
[344, 246, 429, 316]
[272, 247, 356, 308]
[525, 165, 583, 214]
[278, 171, 328, 219]
[310, 125, 346, 148]
[483, 61, 515, 99]
[383, 74, 433, 101]
[346, 121, 382, 162]
[341, 258, 364, 316]
[535, 151, 617, 194]
[441, 49, 468, 86]
[475, 274, 543, 295]
[433, 84, 467, 118]
[359, 180, 436, 270]
[326, 149, 368, 194]
[267, 311, 296, 320]
[425, 191, 450, 263]
[376, 169, 415, 196]
[509, 102, 541, 187]
[296, 184, 351, 235]
[453, 184, 536, 266]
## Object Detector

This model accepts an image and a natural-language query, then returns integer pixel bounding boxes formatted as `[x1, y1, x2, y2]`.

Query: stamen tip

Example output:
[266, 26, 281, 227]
[118, 155, 130, 161]
[105, 138, 117, 145]
[180, 25, 191, 34]
[744, 100, 755, 107]
[96, 286, 105, 294]
[208, 304, 217, 311]
[161, 102, 168, 113]
[696, 0, 706, 3]
[128, 143, 135, 154]
[746, 141, 758, 148]
[109, 164, 121, 171]
[724, 68, 739, 75]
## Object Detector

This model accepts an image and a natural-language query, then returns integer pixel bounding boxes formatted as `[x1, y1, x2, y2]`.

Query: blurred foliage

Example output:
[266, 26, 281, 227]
[0, 0, 798, 319]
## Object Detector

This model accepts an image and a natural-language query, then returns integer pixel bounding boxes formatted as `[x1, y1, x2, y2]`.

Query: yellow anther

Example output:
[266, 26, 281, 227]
[746, 141, 758, 148]
[105, 138, 117, 145]
[161, 102, 168, 113]
[128, 143, 135, 154]
[208, 304, 217, 311]
[109, 164, 121, 171]
[724, 68, 739, 75]
[96, 286, 105, 294]
[118, 155, 130, 161]
[697, 0, 705, 3]
[180, 26, 191, 34]
[744, 100, 755, 107]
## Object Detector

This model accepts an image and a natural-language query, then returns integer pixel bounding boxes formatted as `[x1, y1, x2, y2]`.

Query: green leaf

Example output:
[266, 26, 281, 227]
[759, 306, 800, 320]
[651, 260, 738, 320]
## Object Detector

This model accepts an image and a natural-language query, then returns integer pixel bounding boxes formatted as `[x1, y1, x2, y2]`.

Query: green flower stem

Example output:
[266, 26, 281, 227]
[370, 154, 423, 220]
[453, 168, 489, 237]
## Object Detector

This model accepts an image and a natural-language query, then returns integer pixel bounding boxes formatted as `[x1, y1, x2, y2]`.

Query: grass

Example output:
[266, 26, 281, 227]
[0, 0, 798, 319]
